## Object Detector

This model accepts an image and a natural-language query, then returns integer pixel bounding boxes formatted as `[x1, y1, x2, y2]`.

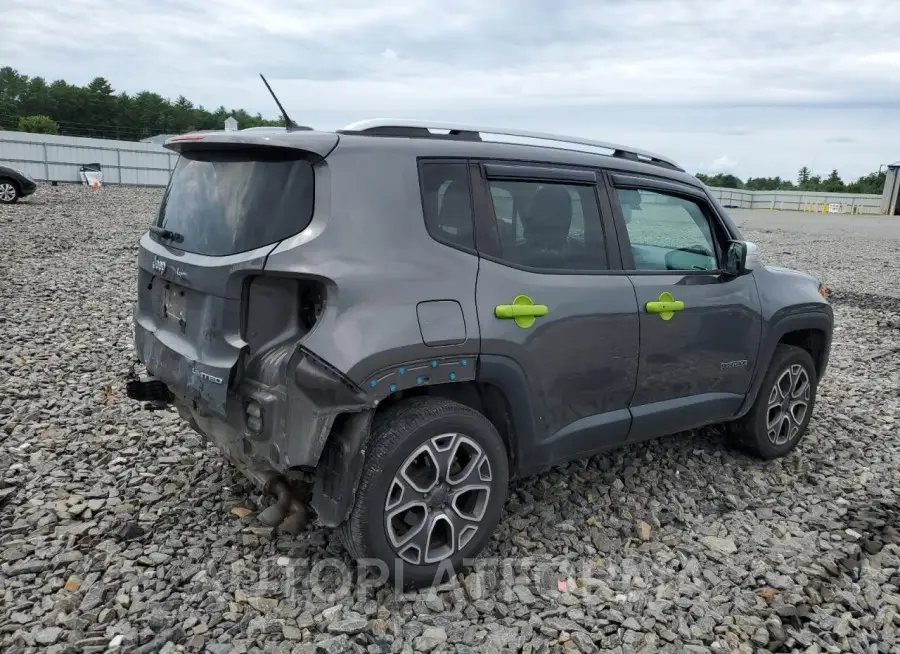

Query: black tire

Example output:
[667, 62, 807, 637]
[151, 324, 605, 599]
[726, 344, 818, 459]
[339, 396, 509, 590]
[0, 179, 20, 204]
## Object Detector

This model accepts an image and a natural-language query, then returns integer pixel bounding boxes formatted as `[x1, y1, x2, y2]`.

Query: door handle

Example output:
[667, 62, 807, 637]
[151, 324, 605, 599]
[495, 295, 548, 329]
[645, 291, 684, 321]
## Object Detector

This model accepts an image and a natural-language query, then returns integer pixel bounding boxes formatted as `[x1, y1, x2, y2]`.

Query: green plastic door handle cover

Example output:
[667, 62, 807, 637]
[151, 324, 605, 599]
[646, 300, 685, 313]
[494, 295, 548, 329]
[494, 304, 549, 318]
[645, 291, 684, 321]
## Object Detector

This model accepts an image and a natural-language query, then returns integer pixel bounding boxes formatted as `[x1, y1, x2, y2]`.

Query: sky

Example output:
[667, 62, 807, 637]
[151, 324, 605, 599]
[4, 0, 900, 180]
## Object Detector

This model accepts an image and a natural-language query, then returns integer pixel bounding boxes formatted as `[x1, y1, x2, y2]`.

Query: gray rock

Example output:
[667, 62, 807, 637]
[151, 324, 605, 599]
[414, 626, 448, 651]
[328, 616, 368, 635]
[622, 617, 641, 631]
[320, 605, 343, 624]
[296, 612, 315, 630]
[752, 627, 770, 646]
[147, 551, 171, 565]
[834, 618, 853, 638]
[2, 547, 26, 562]
[282, 624, 304, 640]
[570, 631, 599, 653]
[34, 627, 62, 645]
[5, 561, 50, 576]
[513, 584, 537, 605]
[315, 635, 350, 654]
[80, 584, 106, 612]
[464, 572, 484, 600]
[700, 536, 737, 555]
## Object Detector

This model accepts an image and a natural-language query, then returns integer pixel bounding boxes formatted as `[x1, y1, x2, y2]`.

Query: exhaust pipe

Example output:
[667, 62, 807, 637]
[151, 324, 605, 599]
[223, 455, 311, 535]
[256, 477, 309, 535]
[222, 457, 310, 535]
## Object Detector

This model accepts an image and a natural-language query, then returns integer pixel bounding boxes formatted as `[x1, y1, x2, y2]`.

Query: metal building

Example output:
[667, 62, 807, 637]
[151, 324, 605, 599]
[882, 163, 900, 215]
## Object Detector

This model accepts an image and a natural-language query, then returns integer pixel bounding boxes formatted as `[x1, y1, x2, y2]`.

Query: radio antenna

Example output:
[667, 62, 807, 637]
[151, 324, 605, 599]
[259, 73, 311, 131]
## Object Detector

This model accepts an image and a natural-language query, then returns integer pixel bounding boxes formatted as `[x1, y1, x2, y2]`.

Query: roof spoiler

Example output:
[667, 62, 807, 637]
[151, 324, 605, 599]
[163, 130, 339, 159]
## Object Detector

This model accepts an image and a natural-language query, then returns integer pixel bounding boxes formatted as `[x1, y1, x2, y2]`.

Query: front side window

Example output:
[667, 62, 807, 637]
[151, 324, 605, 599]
[615, 188, 720, 271]
[486, 179, 608, 272]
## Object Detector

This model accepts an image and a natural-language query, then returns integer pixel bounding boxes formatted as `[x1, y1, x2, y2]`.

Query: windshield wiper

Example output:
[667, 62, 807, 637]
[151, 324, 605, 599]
[149, 226, 184, 243]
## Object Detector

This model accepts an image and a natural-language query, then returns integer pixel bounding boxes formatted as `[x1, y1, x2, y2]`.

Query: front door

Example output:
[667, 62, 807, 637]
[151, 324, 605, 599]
[471, 162, 640, 475]
[606, 174, 762, 442]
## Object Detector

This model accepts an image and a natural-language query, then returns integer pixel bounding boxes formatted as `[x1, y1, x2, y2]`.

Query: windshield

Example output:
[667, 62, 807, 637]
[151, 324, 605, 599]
[155, 148, 315, 256]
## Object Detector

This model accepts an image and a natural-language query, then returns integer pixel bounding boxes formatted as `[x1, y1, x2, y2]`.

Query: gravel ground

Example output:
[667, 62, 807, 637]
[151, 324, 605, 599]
[2, 185, 900, 654]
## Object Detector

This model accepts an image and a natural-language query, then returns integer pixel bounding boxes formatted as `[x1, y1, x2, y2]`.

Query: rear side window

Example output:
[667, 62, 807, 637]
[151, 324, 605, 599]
[419, 162, 475, 250]
[156, 148, 315, 256]
[486, 179, 608, 272]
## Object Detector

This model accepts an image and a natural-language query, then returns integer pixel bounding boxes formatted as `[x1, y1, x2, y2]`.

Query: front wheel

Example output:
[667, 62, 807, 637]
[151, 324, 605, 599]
[727, 344, 818, 459]
[339, 397, 509, 589]
[0, 179, 20, 204]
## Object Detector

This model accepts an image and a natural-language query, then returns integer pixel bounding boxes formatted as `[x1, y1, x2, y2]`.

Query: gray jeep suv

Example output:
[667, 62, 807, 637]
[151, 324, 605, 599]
[126, 119, 832, 588]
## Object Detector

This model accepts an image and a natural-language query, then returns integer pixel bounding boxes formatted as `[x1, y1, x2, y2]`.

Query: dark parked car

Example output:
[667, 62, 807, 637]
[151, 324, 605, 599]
[125, 119, 833, 588]
[0, 165, 38, 204]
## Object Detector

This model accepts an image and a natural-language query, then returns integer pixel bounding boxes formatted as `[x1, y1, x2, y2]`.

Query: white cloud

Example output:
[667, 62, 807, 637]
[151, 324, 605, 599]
[707, 156, 739, 174]
[2, 0, 899, 178]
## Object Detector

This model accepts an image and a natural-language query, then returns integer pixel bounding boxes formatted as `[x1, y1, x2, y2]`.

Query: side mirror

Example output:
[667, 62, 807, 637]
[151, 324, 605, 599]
[725, 240, 760, 276]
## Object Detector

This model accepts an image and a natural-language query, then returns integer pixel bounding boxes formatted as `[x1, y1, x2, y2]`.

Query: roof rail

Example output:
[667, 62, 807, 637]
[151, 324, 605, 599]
[338, 118, 683, 171]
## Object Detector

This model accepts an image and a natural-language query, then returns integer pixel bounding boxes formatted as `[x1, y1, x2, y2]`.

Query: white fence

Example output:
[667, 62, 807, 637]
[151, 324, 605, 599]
[708, 187, 883, 215]
[0, 131, 177, 186]
[0, 130, 892, 215]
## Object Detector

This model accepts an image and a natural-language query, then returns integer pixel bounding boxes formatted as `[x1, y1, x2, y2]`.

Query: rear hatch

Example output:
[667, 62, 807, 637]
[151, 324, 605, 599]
[133, 132, 337, 417]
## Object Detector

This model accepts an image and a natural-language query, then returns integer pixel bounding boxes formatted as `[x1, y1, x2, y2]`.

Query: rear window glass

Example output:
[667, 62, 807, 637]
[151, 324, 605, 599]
[155, 148, 315, 256]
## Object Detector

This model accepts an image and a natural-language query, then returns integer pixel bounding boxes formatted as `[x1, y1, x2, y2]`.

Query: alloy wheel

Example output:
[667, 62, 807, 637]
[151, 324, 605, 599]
[0, 183, 16, 202]
[384, 433, 492, 565]
[766, 363, 811, 446]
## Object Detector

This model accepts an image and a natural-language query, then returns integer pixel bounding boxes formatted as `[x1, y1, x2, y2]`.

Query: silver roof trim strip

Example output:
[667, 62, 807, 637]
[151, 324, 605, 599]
[340, 118, 682, 170]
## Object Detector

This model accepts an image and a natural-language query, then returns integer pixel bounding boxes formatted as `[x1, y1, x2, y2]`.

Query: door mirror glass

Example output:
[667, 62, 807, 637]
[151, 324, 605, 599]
[725, 240, 748, 275]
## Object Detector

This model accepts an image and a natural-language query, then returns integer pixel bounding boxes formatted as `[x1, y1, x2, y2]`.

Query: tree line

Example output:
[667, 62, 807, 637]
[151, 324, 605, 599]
[0, 66, 282, 141]
[696, 167, 886, 195]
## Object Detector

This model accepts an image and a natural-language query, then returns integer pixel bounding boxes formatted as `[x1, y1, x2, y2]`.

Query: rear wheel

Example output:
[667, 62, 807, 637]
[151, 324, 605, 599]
[339, 396, 509, 589]
[727, 344, 818, 459]
[0, 179, 20, 204]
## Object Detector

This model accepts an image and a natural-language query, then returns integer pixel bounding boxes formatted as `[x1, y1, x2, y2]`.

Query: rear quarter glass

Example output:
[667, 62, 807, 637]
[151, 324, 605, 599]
[156, 148, 315, 257]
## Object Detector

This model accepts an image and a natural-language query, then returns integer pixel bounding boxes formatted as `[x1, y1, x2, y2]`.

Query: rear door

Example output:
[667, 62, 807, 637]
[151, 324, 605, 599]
[471, 162, 640, 473]
[606, 173, 762, 442]
[134, 141, 323, 416]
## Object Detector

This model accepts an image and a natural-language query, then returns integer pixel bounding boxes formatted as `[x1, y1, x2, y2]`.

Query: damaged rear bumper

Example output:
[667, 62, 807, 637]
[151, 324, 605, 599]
[128, 321, 374, 476]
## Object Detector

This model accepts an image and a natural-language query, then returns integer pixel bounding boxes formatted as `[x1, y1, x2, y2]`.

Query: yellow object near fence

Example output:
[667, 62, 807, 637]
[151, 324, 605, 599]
[799, 203, 864, 215]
